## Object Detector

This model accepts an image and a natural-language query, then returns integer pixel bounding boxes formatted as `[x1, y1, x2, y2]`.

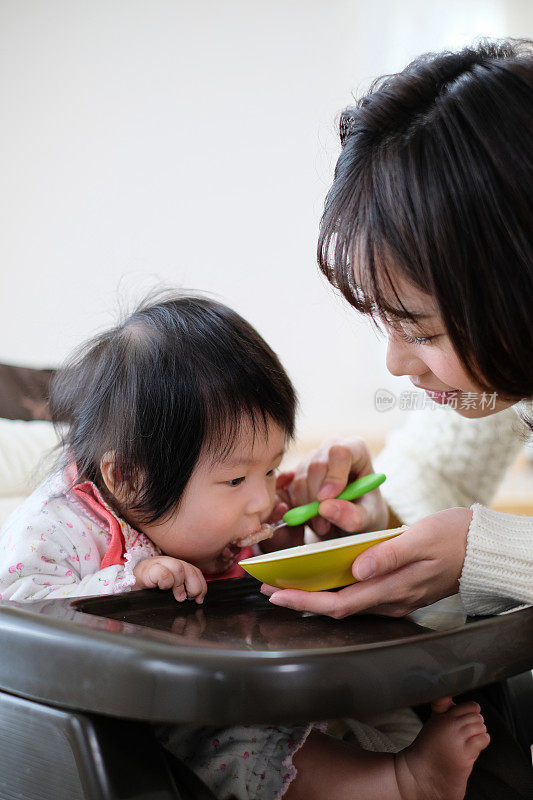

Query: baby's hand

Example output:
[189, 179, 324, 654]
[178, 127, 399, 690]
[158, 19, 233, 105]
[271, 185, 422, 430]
[133, 556, 207, 604]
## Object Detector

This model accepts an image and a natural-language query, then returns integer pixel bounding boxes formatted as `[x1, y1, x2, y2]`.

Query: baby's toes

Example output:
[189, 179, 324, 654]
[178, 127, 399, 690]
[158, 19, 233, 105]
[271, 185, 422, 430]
[449, 701, 481, 718]
[462, 725, 490, 759]
[458, 711, 484, 730]
[461, 718, 486, 737]
[431, 696, 454, 713]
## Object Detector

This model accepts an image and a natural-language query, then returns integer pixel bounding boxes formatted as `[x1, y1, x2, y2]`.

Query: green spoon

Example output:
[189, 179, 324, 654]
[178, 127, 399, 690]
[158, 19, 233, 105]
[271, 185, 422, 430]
[273, 472, 386, 530]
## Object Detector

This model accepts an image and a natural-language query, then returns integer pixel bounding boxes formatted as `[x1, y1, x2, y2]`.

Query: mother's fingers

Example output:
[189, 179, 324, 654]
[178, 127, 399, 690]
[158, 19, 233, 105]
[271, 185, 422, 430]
[316, 442, 371, 501]
[317, 498, 370, 533]
[276, 471, 295, 492]
[265, 558, 432, 618]
[266, 586, 358, 618]
[265, 577, 400, 619]
[351, 526, 424, 579]
[290, 438, 374, 506]
[290, 459, 327, 507]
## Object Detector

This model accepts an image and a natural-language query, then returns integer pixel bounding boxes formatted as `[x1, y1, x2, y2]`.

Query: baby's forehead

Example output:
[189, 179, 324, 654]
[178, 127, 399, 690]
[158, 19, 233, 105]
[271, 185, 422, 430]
[205, 420, 287, 469]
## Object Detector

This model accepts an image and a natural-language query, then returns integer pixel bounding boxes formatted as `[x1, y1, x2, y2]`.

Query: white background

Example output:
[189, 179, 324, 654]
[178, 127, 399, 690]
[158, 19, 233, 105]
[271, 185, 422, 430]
[1, 0, 532, 442]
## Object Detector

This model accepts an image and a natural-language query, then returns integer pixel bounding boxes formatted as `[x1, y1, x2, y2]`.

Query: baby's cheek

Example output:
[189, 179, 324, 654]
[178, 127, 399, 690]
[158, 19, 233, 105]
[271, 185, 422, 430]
[264, 486, 278, 517]
[261, 506, 275, 523]
[207, 515, 237, 541]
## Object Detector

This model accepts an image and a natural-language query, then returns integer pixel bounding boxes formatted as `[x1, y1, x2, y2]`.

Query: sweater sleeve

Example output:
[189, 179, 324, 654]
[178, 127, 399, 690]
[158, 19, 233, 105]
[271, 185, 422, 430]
[374, 405, 526, 524]
[375, 404, 532, 615]
[459, 504, 533, 615]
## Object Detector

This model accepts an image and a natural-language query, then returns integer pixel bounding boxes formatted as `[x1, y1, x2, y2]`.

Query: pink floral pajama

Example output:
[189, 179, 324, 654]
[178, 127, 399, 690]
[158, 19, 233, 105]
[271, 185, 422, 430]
[156, 722, 320, 800]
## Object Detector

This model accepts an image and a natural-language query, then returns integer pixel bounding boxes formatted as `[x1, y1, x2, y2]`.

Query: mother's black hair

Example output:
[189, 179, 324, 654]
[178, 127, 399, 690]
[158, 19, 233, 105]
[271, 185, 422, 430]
[50, 293, 297, 523]
[318, 38, 533, 398]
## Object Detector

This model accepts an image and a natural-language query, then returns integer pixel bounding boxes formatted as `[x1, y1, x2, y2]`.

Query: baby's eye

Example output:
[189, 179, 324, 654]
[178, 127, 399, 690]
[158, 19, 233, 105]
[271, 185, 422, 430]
[266, 468, 275, 477]
[228, 477, 245, 487]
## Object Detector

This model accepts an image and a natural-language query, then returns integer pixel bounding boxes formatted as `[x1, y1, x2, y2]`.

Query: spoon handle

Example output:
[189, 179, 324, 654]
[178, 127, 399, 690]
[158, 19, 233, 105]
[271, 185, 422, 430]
[281, 472, 386, 527]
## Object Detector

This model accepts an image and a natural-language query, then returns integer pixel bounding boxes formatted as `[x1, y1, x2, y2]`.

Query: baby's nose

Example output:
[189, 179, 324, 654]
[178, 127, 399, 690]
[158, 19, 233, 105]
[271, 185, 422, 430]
[247, 482, 274, 516]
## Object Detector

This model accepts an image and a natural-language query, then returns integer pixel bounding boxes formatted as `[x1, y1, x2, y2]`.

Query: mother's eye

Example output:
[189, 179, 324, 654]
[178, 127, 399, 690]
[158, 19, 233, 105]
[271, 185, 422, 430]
[401, 332, 433, 346]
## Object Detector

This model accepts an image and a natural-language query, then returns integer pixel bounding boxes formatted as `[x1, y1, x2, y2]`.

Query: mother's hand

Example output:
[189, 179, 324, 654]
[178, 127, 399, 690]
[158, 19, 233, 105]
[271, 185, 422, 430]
[261, 507, 472, 618]
[283, 438, 390, 538]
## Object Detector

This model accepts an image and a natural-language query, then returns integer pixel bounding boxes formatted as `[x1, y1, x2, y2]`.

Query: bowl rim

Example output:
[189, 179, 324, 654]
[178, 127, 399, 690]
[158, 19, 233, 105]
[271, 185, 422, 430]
[238, 525, 407, 566]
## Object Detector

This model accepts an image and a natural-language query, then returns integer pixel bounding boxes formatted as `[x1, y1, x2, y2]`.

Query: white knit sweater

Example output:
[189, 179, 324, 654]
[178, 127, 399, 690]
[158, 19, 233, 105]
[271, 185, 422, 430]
[374, 403, 533, 615]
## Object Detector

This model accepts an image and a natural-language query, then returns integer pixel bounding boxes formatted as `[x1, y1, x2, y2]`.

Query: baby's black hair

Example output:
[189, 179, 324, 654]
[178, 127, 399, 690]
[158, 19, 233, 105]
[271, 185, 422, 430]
[318, 38, 533, 399]
[50, 293, 297, 523]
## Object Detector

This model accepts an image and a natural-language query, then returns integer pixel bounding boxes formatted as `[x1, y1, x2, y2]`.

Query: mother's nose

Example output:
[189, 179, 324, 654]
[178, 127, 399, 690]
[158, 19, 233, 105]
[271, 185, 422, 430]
[386, 335, 426, 377]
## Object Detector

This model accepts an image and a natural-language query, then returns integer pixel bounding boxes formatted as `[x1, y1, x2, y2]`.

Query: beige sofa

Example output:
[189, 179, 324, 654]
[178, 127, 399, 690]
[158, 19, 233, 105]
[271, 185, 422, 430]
[0, 418, 60, 526]
[0, 363, 60, 526]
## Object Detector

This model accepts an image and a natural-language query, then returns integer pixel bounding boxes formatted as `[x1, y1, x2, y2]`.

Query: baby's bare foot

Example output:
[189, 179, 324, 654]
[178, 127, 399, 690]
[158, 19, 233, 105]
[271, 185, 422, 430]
[394, 700, 490, 800]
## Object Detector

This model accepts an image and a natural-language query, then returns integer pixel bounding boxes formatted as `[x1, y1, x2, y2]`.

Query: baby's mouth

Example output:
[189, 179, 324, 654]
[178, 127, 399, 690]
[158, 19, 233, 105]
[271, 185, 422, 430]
[203, 546, 240, 575]
[221, 544, 242, 562]
[233, 523, 275, 548]
[213, 525, 276, 572]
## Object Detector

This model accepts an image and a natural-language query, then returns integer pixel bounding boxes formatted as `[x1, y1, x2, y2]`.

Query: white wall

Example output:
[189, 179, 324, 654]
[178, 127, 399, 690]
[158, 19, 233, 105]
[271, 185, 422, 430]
[1, 0, 531, 441]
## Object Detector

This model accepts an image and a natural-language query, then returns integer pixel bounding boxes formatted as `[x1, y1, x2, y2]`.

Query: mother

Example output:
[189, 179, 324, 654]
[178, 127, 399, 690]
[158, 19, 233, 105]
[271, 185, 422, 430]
[264, 38, 533, 620]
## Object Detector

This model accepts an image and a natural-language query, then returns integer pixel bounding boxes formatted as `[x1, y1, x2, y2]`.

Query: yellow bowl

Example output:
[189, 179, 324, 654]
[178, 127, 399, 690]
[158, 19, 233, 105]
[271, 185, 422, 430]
[238, 526, 406, 591]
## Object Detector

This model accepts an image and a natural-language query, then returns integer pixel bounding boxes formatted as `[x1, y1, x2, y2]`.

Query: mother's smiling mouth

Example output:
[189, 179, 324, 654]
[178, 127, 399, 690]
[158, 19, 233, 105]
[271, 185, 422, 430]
[408, 380, 462, 405]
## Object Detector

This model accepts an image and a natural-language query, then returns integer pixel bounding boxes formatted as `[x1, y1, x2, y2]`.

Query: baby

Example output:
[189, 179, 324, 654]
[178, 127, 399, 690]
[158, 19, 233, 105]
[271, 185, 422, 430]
[0, 293, 488, 800]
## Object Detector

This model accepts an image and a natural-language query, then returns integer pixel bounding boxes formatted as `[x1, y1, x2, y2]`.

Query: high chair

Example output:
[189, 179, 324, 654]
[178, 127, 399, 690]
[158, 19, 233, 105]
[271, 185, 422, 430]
[0, 579, 531, 799]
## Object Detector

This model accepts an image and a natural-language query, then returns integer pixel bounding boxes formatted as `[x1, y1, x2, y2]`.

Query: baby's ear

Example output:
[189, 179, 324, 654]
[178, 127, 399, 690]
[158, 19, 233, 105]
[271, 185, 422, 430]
[100, 451, 128, 501]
